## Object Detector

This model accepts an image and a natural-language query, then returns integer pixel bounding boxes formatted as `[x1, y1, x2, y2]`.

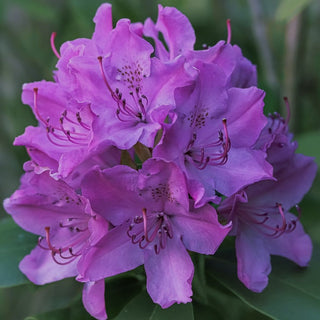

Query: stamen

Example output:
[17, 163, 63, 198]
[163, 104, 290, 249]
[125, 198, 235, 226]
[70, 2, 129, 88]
[222, 118, 230, 152]
[37, 218, 89, 265]
[187, 118, 231, 169]
[50, 32, 61, 59]
[44, 226, 56, 252]
[98, 56, 117, 99]
[33, 88, 48, 125]
[98, 56, 148, 122]
[226, 19, 232, 44]
[127, 209, 172, 254]
[241, 202, 301, 238]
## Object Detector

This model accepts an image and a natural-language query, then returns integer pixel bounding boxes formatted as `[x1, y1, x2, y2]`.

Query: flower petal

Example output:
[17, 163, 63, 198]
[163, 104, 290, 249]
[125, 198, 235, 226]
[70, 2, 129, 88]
[82, 280, 107, 320]
[155, 5, 195, 59]
[266, 213, 312, 267]
[173, 204, 231, 254]
[236, 225, 271, 292]
[144, 235, 193, 308]
[19, 245, 77, 285]
[78, 223, 144, 281]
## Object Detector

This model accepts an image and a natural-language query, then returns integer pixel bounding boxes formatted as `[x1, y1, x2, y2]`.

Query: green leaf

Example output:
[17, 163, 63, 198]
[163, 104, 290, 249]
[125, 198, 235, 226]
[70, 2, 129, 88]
[0, 278, 81, 320]
[114, 289, 194, 320]
[296, 131, 320, 166]
[106, 276, 144, 319]
[0, 217, 37, 288]
[195, 276, 272, 320]
[275, 0, 314, 22]
[24, 300, 92, 320]
[207, 246, 320, 320]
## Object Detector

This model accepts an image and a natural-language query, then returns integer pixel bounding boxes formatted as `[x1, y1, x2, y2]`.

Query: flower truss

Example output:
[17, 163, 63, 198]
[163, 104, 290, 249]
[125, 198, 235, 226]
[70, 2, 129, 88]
[3, 3, 317, 320]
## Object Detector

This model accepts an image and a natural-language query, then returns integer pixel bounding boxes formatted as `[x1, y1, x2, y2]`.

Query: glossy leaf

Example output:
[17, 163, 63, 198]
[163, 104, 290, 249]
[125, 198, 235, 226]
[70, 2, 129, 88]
[114, 289, 194, 320]
[207, 246, 320, 320]
[106, 275, 144, 319]
[194, 273, 271, 320]
[0, 278, 81, 320]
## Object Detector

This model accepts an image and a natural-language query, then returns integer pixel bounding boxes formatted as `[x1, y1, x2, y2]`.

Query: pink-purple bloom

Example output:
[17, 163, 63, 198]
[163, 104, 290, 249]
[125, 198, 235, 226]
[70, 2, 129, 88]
[218, 111, 317, 292]
[80, 159, 231, 308]
[2, 3, 317, 320]
[154, 62, 273, 206]
[4, 170, 109, 319]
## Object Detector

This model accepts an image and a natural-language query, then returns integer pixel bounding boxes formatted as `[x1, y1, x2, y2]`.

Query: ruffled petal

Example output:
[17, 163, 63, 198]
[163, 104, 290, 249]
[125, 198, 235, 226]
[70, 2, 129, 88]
[154, 5, 195, 59]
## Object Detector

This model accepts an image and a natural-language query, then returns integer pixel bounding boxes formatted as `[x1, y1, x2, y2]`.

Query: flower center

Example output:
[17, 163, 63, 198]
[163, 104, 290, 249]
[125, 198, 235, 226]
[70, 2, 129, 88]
[33, 88, 91, 147]
[38, 216, 90, 265]
[127, 208, 173, 254]
[240, 202, 300, 238]
[185, 118, 230, 170]
[98, 56, 148, 123]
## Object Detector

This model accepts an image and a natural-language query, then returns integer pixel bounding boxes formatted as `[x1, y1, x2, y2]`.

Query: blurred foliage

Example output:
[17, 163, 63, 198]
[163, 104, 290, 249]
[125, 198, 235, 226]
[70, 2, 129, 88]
[0, 0, 319, 319]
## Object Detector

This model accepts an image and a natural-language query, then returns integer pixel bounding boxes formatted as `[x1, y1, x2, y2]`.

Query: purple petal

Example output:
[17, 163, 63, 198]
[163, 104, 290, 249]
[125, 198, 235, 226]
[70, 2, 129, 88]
[229, 45, 257, 88]
[143, 17, 169, 61]
[212, 148, 274, 197]
[92, 3, 113, 52]
[82, 280, 107, 320]
[266, 213, 312, 266]
[155, 5, 195, 59]
[226, 87, 266, 147]
[236, 225, 271, 292]
[246, 153, 317, 209]
[144, 235, 193, 308]
[19, 245, 77, 285]
[140, 159, 189, 213]
[82, 165, 143, 225]
[173, 203, 231, 254]
[4, 171, 89, 235]
[78, 223, 144, 281]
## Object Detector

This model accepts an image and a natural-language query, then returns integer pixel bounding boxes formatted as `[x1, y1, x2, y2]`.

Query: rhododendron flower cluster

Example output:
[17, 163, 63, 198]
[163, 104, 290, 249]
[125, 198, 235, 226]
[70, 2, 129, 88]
[3, 3, 317, 320]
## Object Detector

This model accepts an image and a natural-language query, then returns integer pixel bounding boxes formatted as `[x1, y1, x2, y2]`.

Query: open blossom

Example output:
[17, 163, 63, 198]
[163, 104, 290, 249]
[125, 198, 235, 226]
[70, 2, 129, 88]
[218, 111, 317, 292]
[54, 5, 193, 150]
[3, 170, 109, 320]
[154, 62, 273, 206]
[2, 2, 317, 319]
[79, 159, 231, 308]
[15, 79, 122, 181]
[144, 5, 257, 88]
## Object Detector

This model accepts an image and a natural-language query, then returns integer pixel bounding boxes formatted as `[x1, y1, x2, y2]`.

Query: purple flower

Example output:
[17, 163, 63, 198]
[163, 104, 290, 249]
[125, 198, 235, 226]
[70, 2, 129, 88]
[144, 4, 196, 61]
[52, 5, 192, 150]
[79, 159, 231, 308]
[3, 170, 109, 319]
[90, 27, 190, 149]
[15, 81, 121, 180]
[154, 62, 273, 206]
[144, 5, 257, 88]
[218, 112, 317, 292]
